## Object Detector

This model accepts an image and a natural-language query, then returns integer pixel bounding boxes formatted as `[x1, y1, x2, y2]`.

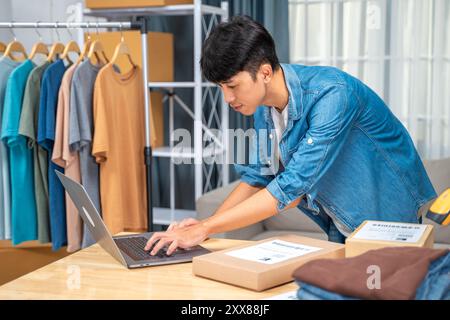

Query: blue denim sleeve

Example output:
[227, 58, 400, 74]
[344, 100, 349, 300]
[234, 163, 273, 187]
[266, 85, 361, 211]
[233, 126, 274, 188]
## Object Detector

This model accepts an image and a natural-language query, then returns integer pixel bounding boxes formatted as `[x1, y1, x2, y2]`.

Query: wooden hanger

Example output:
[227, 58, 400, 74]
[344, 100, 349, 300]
[59, 25, 81, 64]
[46, 42, 65, 62]
[3, 26, 28, 61]
[108, 34, 137, 70]
[107, 24, 137, 71]
[29, 24, 49, 60]
[87, 38, 109, 65]
[46, 23, 66, 62]
[87, 22, 109, 65]
[0, 42, 6, 54]
[76, 37, 92, 64]
[77, 25, 94, 64]
[29, 42, 49, 60]
[3, 40, 28, 61]
[60, 40, 80, 64]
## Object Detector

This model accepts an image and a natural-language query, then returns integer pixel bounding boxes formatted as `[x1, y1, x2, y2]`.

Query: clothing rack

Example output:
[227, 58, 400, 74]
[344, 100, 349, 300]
[0, 19, 155, 232]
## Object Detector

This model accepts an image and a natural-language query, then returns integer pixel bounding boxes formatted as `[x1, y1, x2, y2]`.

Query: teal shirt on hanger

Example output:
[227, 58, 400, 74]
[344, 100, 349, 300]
[1, 59, 38, 245]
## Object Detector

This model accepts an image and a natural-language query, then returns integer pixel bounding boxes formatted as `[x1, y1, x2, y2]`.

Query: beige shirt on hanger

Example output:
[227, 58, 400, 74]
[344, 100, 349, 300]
[52, 63, 83, 253]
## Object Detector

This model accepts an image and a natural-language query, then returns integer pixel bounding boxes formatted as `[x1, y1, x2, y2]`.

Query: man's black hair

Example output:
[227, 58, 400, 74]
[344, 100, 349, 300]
[200, 15, 280, 83]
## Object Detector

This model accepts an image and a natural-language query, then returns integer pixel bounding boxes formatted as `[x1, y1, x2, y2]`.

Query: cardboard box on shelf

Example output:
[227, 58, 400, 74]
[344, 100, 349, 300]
[85, 0, 193, 9]
[88, 30, 173, 82]
[345, 220, 434, 258]
[192, 235, 345, 292]
[87, 30, 173, 147]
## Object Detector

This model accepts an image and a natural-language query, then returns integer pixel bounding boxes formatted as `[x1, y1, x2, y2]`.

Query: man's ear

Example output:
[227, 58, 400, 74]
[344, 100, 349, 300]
[260, 63, 273, 83]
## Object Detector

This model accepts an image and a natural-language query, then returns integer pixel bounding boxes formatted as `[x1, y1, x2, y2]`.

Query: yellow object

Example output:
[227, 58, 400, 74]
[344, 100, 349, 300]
[427, 188, 450, 226]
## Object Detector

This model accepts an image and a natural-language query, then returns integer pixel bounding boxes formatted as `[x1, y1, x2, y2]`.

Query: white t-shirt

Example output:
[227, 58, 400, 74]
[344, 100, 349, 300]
[271, 106, 288, 168]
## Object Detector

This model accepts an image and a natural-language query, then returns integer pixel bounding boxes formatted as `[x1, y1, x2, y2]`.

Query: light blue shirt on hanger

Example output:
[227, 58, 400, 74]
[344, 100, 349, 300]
[0, 56, 21, 240]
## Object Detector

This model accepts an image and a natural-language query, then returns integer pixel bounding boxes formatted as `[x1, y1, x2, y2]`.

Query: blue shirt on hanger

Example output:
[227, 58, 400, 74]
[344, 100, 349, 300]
[37, 59, 68, 251]
[1, 59, 38, 245]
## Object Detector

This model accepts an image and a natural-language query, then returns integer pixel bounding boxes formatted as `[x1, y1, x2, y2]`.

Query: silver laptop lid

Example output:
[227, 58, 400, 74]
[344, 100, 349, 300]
[56, 171, 127, 267]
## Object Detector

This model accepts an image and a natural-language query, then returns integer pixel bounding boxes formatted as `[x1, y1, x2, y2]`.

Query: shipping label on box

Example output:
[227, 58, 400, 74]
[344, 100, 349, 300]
[225, 239, 322, 265]
[345, 220, 434, 258]
[192, 235, 345, 291]
[352, 221, 428, 243]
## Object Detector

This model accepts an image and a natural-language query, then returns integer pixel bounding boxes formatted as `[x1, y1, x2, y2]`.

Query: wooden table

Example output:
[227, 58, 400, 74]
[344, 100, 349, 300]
[0, 235, 298, 300]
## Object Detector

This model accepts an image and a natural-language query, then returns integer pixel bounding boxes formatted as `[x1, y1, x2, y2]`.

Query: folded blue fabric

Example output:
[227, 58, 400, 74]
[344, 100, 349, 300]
[296, 252, 450, 300]
[415, 252, 450, 300]
[296, 281, 359, 300]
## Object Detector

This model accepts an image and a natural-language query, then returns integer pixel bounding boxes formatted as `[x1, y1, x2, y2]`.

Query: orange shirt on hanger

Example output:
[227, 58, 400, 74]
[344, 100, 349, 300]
[92, 64, 147, 235]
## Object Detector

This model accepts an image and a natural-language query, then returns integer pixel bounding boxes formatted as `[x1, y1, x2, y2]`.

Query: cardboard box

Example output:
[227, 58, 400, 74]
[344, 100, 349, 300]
[85, 0, 192, 9]
[88, 30, 173, 82]
[148, 92, 165, 148]
[192, 235, 345, 291]
[87, 30, 173, 147]
[345, 220, 434, 258]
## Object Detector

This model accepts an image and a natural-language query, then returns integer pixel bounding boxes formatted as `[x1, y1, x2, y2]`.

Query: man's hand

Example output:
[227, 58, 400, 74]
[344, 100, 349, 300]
[142, 185, 297, 257]
[144, 222, 210, 256]
[166, 218, 200, 232]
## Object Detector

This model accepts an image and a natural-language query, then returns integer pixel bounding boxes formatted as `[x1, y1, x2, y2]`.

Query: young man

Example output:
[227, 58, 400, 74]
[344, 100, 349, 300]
[145, 15, 436, 255]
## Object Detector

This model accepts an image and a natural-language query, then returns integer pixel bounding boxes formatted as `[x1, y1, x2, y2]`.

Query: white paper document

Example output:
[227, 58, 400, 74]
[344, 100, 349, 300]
[263, 290, 298, 300]
[353, 221, 427, 243]
[225, 239, 322, 265]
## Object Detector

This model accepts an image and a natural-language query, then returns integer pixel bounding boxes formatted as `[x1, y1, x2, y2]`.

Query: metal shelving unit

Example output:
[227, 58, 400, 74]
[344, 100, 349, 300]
[85, 0, 230, 228]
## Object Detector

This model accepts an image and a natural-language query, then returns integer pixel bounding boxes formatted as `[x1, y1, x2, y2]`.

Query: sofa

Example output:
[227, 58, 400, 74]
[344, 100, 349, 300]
[196, 158, 450, 249]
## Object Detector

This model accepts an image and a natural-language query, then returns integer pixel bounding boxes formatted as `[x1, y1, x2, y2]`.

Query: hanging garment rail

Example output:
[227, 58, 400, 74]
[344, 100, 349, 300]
[0, 22, 141, 29]
[0, 18, 155, 232]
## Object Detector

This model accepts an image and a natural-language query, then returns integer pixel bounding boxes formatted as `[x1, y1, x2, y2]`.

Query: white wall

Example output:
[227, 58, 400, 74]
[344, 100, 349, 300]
[0, 0, 103, 51]
[0, 0, 12, 42]
[289, 0, 450, 159]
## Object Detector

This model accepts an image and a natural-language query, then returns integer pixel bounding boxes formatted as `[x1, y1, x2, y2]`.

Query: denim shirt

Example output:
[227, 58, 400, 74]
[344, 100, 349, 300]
[234, 63, 437, 235]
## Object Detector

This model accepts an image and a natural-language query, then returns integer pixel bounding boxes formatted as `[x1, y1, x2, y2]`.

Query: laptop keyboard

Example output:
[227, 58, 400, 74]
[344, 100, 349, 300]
[114, 236, 175, 261]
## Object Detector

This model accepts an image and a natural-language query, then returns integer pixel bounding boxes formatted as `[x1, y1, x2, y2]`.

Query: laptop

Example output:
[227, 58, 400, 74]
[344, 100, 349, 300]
[56, 171, 211, 269]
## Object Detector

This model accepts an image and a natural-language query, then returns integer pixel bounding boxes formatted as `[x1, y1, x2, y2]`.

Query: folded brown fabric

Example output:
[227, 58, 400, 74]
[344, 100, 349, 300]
[292, 246, 449, 300]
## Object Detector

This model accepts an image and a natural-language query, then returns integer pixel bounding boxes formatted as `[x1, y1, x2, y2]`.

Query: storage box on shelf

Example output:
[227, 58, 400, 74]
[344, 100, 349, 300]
[85, 0, 193, 9]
